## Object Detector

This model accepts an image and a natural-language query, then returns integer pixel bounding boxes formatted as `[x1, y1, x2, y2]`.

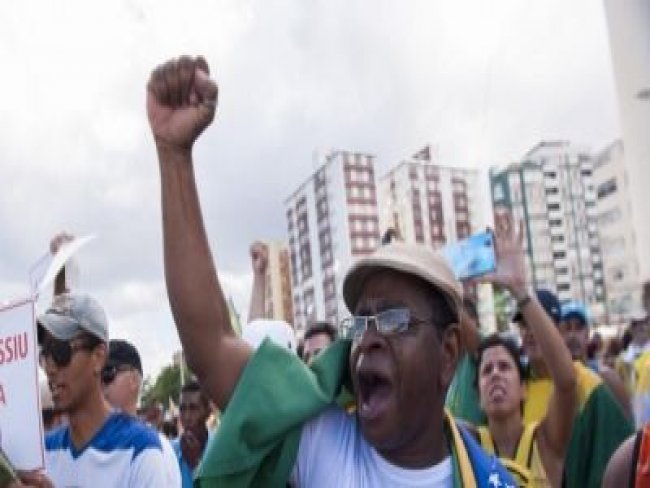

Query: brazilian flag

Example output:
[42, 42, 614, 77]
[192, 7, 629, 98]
[446, 353, 486, 424]
[194, 339, 515, 487]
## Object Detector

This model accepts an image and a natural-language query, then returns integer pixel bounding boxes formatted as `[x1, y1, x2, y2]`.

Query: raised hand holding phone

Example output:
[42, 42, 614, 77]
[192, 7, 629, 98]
[442, 229, 497, 281]
[480, 209, 527, 299]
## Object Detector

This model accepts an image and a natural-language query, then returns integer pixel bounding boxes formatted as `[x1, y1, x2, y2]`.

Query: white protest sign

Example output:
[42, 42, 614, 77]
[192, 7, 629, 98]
[0, 298, 44, 470]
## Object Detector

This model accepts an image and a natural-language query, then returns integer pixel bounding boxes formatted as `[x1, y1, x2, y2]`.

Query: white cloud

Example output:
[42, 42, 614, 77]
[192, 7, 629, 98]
[0, 0, 621, 378]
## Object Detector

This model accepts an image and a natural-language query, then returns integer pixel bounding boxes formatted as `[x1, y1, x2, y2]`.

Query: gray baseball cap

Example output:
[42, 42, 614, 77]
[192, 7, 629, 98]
[37, 293, 109, 343]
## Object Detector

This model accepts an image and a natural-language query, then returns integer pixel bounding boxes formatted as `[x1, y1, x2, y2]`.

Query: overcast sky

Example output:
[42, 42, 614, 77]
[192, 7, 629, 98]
[0, 0, 620, 379]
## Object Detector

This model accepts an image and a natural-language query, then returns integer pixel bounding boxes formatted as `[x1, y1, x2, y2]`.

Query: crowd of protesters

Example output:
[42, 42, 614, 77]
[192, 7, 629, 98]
[7, 55, 650, 487]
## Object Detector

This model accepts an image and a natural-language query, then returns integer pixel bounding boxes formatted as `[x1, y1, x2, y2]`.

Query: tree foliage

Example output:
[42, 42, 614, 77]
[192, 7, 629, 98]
[493, 287, 512, 332]
[141, 363, 182, 407]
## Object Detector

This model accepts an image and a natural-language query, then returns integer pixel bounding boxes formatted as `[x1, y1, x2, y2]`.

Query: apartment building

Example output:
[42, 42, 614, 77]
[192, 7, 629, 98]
[285, 151, 380, 334]
[593, 140, 642, 322]
[490, 141, 607, 321]
[378, 148, 481, 247]
[259, 240, 294, 325]
[604, 0, 650, 284]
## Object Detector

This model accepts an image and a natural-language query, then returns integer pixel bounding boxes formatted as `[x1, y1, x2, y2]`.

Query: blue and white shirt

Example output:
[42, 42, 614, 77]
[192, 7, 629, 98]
[172, 433, 212, 488]
[45, 412, 168, 487]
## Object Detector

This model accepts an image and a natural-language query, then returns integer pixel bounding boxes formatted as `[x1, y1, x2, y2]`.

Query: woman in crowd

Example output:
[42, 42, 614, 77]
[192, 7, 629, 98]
[469, 211, 577, 487]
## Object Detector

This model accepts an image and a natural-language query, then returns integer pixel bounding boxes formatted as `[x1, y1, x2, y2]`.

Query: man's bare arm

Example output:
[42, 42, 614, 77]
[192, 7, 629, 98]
[602, 434, 635, 488]
[50, 232, 74, 296]
[147, 56, 251, 409]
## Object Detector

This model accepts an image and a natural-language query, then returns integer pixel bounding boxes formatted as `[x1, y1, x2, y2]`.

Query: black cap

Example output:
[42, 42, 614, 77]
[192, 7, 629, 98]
[107, 339, 143, 375]
[513, 289, 561, 325]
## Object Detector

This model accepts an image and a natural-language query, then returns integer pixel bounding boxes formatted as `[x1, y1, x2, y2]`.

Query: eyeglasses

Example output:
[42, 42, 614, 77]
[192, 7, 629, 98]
[101, 364, 135, 385]
[39, 337, 94, 368]
[340, 307, 432, 344]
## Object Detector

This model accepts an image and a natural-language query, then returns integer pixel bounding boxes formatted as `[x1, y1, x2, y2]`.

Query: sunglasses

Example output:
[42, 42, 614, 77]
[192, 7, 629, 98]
[101, 364, 135, 385]
[340, 307, 432, 344]
[39, 336, 94, 368]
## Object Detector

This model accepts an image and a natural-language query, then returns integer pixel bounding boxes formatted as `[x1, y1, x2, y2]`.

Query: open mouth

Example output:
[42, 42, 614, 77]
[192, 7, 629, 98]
[356, 367, 393, 421]
[488, 383, 507, 402]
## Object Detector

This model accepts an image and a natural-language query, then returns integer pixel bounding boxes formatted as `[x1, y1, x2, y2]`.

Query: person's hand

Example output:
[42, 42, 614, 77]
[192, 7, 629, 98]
[180, 429, 206, 469]
[250, 242, 269, 276]
[480, 209, 527, 299]
[49, 232, 74, 255]
[146, 55, 218, 153]
[16, 471, 54, 488]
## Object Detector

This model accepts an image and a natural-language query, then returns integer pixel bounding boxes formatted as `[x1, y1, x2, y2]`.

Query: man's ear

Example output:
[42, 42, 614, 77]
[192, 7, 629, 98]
[440, 323, 461, 389]
[93, 343, 108, 374]
[130, 372, 142, 396]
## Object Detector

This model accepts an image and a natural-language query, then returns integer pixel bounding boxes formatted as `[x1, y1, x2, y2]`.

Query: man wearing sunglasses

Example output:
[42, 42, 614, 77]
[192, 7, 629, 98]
[34, 293, 169, 487]
[148, 55, 514, 487]
[103, 339, 181, 488]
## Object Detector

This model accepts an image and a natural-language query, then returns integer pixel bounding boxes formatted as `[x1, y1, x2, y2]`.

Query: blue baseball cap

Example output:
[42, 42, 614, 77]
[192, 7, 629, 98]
[512, 289, 561, 325]
[561, 301, 590, 327]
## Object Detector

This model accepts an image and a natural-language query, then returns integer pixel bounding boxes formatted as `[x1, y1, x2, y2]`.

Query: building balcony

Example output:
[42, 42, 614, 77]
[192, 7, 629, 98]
[551, 241, 567, 252]
[549, 226, 564, 236]
[555, 271, 571, 282]
[554, 258, 569, 269]
[546, 193, 562, 205]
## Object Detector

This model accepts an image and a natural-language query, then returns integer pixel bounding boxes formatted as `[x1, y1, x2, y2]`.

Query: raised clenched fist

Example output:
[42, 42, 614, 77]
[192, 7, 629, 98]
[146, 55, 218, 153]
[49, 232, 74, 255]
[250, 242, 269, 276]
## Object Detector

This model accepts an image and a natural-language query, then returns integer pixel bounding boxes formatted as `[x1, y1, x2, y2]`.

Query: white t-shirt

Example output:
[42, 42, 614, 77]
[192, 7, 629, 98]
[159, 433, 182, 487]
[290, 406, 453, 487]
[45, 412, 169, 487]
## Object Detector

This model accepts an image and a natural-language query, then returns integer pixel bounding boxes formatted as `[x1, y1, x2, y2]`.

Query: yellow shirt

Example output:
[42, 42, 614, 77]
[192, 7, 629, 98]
[523, 361, 599, 424]
[477, 422, 550, 488]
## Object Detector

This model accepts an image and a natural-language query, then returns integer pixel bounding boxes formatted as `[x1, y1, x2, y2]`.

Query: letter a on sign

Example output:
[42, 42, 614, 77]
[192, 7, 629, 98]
[0, 298, 44, 470]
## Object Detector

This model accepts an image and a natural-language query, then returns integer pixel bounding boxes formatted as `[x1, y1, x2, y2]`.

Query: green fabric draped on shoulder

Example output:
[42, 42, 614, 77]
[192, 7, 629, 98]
[446, 353, 486, 425]
[194, 339, 353, 487]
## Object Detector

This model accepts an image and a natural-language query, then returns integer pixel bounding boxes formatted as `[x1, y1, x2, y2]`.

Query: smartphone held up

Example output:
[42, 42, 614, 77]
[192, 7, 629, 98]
[442, 229, 497, 281]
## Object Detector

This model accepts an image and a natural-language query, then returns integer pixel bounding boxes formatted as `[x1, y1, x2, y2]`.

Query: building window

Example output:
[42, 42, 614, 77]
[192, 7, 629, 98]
[452, 181, 466, 193]
[597, 178, 617, 199]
